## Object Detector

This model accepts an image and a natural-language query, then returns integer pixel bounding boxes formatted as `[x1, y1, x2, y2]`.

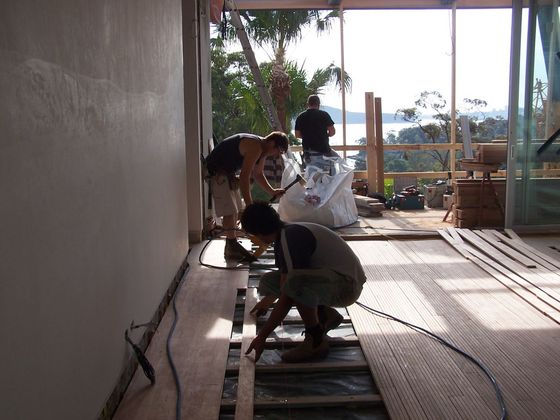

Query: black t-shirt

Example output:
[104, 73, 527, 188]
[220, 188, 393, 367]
[205, 133, 262, 175]
[294, 109, 334, 154]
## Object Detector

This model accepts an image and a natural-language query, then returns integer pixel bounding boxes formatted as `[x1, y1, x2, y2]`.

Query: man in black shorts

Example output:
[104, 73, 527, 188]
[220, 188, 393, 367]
[240, 202, 366, 363]
[205, 132, 288, 261]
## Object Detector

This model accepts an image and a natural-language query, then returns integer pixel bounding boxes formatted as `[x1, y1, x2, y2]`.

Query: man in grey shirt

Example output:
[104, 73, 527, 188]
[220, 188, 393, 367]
[241, 202, 366, 363]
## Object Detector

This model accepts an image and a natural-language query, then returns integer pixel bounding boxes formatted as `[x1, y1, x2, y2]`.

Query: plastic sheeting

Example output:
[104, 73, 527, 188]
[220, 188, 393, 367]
[277, 156, 358, 228]
[220, 266, 389, 419]
[222, 316, 387, 420]
[221, 407, 388, 420]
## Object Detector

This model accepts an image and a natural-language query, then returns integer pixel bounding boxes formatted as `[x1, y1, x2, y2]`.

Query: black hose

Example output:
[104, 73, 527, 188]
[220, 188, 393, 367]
[166, 263, 190, 420]
[355, 301, 507, 420]
[198, 228, 255, 270]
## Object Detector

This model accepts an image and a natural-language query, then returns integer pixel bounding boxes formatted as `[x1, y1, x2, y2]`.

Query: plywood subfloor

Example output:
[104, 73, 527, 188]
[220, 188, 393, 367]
[113, 234, 560, 420]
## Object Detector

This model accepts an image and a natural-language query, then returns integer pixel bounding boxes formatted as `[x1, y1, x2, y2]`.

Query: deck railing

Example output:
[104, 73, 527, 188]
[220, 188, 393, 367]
[289, 92, 560, 193]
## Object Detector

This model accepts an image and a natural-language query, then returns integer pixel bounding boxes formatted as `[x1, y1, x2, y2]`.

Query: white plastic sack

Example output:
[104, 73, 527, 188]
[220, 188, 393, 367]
[277, 155, 358, 228]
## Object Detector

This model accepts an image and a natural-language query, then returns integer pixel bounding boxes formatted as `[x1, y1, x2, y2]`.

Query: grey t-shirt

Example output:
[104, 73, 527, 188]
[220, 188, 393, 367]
[274, 222, 366, 285]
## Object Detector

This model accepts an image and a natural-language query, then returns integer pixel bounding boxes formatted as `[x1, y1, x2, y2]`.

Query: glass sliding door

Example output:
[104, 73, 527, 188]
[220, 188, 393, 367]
[509, 0, 560, 229]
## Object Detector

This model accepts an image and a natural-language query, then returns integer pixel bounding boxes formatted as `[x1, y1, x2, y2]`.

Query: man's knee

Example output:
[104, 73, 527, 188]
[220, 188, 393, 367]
[258, 271, 282, 297]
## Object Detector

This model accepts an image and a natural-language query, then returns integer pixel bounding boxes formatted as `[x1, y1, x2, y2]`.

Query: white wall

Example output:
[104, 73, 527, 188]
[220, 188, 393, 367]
[184, 0, 210, 242]
[0, 0, 191, 418]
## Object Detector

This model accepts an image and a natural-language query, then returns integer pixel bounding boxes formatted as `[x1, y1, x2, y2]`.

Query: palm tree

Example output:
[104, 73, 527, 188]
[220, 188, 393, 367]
[226, 9, 351, 131]
[224, 59, 349, 143]
[215, 10, 353, 188]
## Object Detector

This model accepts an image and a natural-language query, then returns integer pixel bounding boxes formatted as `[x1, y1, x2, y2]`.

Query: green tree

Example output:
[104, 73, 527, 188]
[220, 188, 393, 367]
[460, 98, 508, 141]
[211, 45, 351, 148]
[395, 90, 451, 170]
[224, 9, 351, 131]
[394, 91, 504, 172]
[211, 38, 255, 141]
[347, 137, 366, 170]
[395, 126, 428, 145]
[385, 158, 409, 173]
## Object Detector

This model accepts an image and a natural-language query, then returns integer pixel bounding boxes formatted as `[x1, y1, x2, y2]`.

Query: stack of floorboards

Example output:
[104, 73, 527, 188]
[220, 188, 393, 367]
[438, 227, 560, 324]
[354, 195, 385, 218]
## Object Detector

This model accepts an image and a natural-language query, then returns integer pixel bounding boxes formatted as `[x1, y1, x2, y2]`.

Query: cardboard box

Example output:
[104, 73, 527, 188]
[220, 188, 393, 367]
[455, 194, 503, 208]
[454, 178, 506, 192]
[455, 219, 504, 228]
[453, 179, 506, 208]
[424, 184, 446, 208]
[453, 204, 504, 228]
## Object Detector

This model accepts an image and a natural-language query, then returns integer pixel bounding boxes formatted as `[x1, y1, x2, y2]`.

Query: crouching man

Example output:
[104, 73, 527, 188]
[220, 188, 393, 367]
[240, 202, 366, 363]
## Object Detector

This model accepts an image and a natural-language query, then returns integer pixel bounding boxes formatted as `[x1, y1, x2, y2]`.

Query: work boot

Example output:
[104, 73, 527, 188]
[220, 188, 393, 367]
[318, 306, 344, 334]
[281, 324, 329, 363]
[224, 239, 257, 262]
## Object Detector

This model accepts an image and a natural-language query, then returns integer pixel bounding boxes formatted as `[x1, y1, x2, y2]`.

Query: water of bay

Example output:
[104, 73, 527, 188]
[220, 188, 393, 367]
[329, 122, 414, 146]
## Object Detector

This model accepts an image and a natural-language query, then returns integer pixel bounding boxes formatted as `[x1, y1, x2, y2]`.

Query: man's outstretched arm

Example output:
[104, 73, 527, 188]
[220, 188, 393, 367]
[246, 275, 292, 362]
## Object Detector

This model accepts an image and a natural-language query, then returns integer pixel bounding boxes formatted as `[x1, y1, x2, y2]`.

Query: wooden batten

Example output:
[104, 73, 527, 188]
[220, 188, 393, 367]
[365, 92, 376, 192]
[374, 97, 385, 194]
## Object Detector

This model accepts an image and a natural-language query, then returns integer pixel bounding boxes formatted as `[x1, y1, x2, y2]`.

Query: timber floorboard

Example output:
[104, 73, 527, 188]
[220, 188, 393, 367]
[113, 240, 248, 420]
[349, 236, 560, 420]
[113, 235, 560, 420]
[338, 207, 447, 239]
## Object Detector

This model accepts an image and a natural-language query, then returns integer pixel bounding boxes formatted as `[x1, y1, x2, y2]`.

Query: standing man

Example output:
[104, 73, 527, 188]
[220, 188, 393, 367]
[295, 94, 338, 174]
[240, 202, 366, 363]
[205, 132, 288, 261]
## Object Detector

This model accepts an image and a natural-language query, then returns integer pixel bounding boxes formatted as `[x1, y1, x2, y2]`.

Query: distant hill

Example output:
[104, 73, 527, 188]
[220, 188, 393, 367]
[320, 105, 508, 125]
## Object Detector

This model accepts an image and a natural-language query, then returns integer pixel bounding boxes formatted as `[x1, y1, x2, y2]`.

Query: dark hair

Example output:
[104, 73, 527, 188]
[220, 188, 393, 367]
[265, 131, 289, 153]
[241, 201, 284, 236]
[307, 94, 320, 107]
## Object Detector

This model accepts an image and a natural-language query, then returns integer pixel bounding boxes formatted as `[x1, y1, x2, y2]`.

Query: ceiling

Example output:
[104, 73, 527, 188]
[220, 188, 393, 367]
[234, 0, 519, 10]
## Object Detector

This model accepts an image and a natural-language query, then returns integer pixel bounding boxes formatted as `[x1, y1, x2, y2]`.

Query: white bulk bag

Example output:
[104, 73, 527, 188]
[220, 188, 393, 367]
[277, 156, 358, 228]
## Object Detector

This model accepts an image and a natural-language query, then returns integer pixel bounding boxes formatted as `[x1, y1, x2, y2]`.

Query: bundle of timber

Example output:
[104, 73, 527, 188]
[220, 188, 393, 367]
[452, 179, 505, 228]
[354, 194, 385, 217]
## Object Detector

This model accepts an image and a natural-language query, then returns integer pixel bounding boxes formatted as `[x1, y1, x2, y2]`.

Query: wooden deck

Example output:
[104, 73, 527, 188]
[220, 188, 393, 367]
[337, 207, 450, 239]
[113, 231, 560, 420]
